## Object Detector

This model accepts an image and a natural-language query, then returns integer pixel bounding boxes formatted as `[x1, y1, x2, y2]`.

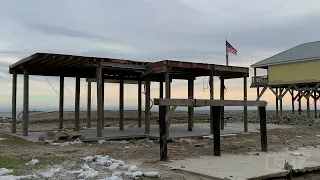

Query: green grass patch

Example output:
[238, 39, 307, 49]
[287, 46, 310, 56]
[0, 155, 65, 175]
[0, 134, 31, 146]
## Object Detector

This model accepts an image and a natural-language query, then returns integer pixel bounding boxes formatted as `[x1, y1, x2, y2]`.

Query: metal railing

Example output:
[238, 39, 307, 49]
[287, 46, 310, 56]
[252, 75, 268, 85]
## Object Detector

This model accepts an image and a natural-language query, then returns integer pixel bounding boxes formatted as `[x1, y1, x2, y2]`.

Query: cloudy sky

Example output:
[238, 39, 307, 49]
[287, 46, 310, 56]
[0, 0, 320, 112]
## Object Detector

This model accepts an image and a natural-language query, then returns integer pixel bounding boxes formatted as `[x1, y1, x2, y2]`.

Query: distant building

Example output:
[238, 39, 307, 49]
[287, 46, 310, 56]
[251, 41, 320, 119]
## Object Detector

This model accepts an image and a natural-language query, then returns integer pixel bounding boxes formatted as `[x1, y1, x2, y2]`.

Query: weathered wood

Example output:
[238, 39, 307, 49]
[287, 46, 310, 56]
[244, 76, 248, 132]
[307, 95, 310, 119]
[166, 106, 177, 121]
[315, 91, 317, 118]
[256, 86, 267, 101]
[96, 63, 103, 137]
[210, 70, 214, 134]
[213, 106, 221, 156]
[165, 69, 171, 136]
[119, 78, 124, 131]
[102, 80, 104, 129]
[290, 90, 294, 115]
[158, 81, 163, 125]
[145, 76, 151, 134]
[138, 80, 142, 127]
[59, 76, 64, 130]
[75, 75, 80, 131]
[154, 99, 267, 107]
[87, 81, 91, 128]
[188, 77, 194, 131]
[276, 88, 279, 118]
[220, 78, 225, 130]
[259, 106, 267, 152]
[11, 70, 17, 134]
[280, 88, 284, 116]
[159, 105, 168, 161]
[23, 67, 29, 136]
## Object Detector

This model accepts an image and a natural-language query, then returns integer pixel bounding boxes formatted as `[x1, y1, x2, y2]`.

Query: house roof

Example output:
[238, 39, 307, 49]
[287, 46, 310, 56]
[251, 41, 320, 68]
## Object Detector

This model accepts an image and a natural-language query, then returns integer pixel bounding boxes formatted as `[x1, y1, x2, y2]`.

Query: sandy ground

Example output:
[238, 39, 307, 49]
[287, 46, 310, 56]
[1, 110, 320, 179]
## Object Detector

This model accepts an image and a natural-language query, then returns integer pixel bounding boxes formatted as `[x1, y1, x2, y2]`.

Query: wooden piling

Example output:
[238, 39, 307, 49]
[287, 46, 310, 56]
[159, 105, 167, 161]
[188, 76, 194, 131]
[314, 91, 317, 118]
[244, 76, 248, 132]
[11, 70, 17, 134]
[210, 71, 214, 134]
[75, 75, 80, 131]
[220, 77, 225, 130]
[307, 96, 310, 119]
[290, 90, 294, 115]
[59, 76, 64, 130]
[276, 88, 279, 118]
[259, 106, 267, 152]
[96, 63, 103, 137]
[213, 106, 221, 156]
[159, 81, 163, 125]
[138, 80, 142, 127]
[119, 78, 124, 131]
[102, 79, 104, 129]
[22, 67, 29, 136]
[87, 81, 91, 128]
[165, 69, 171, 136]
[145, 76, 151, 134]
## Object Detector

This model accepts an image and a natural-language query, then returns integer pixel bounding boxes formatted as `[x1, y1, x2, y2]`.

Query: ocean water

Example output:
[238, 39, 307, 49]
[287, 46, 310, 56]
[0, 112, 11, 120]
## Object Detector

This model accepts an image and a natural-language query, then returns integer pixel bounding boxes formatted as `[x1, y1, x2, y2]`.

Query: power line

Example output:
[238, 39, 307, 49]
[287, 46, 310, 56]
[45, 76, 59, 96]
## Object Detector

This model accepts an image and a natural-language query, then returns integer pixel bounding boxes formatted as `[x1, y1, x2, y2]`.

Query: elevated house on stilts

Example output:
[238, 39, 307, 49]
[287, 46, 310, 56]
[251, 41, 320, 119]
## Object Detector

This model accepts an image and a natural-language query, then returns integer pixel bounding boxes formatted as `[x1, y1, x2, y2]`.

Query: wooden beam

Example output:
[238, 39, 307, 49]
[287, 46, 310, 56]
[188, 76, 194, 131]
[75, 75, 80, 131]
[87, 81, 91, 128]
[166, 106, 177, 122]
[210, 70, 214, 134]
[220, 77, 225, 130]
[159, 105, 167, 161]
[256, 86, 267, 101]
[102, 79, 104, 129]
[276, 88, 279, 118]
[165, 69, 171, 136]
[213, 106, 221, 156]
[11, 70, 17, 134]
[307, 93, 310, 119]
[290, 89, 294, 115]
[315, 91, 317, 118]
[145, 76, 151, 134]
[59, 76, 64, 130]
[96, 62, 103, 137]
[154, 99, 267, 107]
[138, 80, 142, 127]
[279, 85, 292, 99]
[269, 87, 280, 99]
[22, 67, 29, 136]
[119, 78, 124, 131]
[259, 106, 267, 152]
[244, 76, 248, 132]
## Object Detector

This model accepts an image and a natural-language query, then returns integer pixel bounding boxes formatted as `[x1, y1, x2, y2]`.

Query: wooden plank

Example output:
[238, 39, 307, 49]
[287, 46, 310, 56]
[75, 75, 80, 131]
[22, 67, 29, 136]
[159, 105, 168, 161]
[96, 63, 103, 137]
[87, 81, 91, 128]
[59, 76, 64, 130]
[213, 106, 221, 156]
[188, 77, 194, 131]
[259, 106, 267, 152]
[11, 70, 17, 134]
[145, 76, 151, 134]
[138, 80, 142, 127]
[119, 78, 124, 131]
[9, 53, 39, 69]
[154, 99, 267, 107]
[214, 65, 249, 73]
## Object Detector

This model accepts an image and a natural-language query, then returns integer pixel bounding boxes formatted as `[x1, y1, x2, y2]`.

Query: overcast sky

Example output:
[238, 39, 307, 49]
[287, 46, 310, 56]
[0, 0, 320, 112]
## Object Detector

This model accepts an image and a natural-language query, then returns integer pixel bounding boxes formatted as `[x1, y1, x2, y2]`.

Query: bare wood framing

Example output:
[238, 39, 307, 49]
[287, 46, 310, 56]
[87, 81, 91, 128]
[166, 106, 177, 121]
[138, 80, 142, 127]
[210, 70, 214, 134]
[145, 76, 151, 134]
[22, 66, 29, 136]
[256, 86, 267, 101]
[96, 62, 103, 137]
[75, 75, 80, 131]
[154, 99, 267, 107]
[119, 78, 124, 131]
[188, 76, 194, 131]
[59, 76, 64, 130]
[11, 70, 17, 134]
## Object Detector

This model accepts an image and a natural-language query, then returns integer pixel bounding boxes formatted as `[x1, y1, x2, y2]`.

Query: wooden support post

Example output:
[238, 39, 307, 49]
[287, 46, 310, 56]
[102, 79, 104, 129]
[290, 90, 294, 115]
[220, 77, 225, 130]
[96, 63, 103, 137]
[280, 88, 284, 116]
[165, 69, 171, 136]
[138, 80, 142, 127]
[307, 96, 310, 119]
[259, 106, 268, 152]
[254, 68, 257, 83]
[59, 76, 64, 130]
[257, 87, 260, 100]
[188, 76, 194, 131]
[159, 105, 167, 161]
[159, 81, 163, 124]
[119, 78, 124, 131]
[276, 88, 279, 118]
[210, 71, 214, 134]
[314, 91, 317, 118]
[244, 76, 248, 132]
[213, 106, 221, 156]
[145, 76, 151, 134]
[75, 75, 80, 131]
[87, 81, 91, 128]
[11, 70, 17, 134]
[23, 67, 29, 136]
[298, 93, 302, 115]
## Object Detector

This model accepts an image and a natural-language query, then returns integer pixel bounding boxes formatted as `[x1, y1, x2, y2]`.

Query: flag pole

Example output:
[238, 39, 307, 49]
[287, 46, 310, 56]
[225, 38, 229, 66]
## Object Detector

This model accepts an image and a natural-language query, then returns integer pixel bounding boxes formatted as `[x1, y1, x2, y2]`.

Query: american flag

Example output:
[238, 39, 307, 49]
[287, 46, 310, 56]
[226, 40, 237, 55]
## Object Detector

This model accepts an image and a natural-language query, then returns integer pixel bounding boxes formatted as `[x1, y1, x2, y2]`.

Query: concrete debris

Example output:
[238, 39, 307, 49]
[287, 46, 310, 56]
[0, 168, 13, 176]
[143, 172, 160, 178]
[296, 136, 303, 138]
[39, 168, 61, 178]
[0, 138, 6, 141]
[290, 152, 304, 156]
[124, 146, 130, 149]
[25, 159, 39, 166]
[128, 165, 138, 172]
[68, 169, 83, 174]
[81, 156, 94, 162]
[316, 135, 320, 137]
[98, 140, 106, 144]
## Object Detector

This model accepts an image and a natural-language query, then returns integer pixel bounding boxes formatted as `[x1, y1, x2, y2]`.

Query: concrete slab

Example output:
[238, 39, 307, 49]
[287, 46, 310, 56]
[163, 147, 320, 180]
[14, 123, 294, 142]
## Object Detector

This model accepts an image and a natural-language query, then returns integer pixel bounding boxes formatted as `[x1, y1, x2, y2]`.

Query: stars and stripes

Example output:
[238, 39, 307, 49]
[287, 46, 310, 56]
[226, 40, 237, 55]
